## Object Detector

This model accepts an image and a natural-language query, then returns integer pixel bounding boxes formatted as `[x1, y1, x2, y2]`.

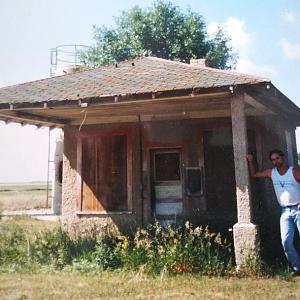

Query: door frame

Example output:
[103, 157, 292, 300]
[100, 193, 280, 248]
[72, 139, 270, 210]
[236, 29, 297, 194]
[150, 148, 183, 222]
[142, 142, 188, 225]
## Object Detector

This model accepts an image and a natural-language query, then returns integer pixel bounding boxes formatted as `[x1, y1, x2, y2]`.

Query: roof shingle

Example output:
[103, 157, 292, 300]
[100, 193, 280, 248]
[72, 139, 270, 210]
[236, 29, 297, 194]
[0, 56, 269, 105]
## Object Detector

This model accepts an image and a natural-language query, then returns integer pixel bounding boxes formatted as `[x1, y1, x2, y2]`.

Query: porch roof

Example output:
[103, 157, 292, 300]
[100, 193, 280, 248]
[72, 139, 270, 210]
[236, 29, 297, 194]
[0, 56, 299, 127]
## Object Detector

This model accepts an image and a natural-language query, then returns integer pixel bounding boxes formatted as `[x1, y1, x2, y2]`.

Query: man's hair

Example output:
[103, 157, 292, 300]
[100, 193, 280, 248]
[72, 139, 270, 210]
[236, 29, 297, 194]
[269, 149, 285, 160]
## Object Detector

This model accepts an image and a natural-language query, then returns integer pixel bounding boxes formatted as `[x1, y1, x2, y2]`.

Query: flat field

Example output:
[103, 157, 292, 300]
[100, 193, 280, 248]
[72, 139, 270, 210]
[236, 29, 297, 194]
[0, 182, 51, 211]
[0, 272, 300, 300]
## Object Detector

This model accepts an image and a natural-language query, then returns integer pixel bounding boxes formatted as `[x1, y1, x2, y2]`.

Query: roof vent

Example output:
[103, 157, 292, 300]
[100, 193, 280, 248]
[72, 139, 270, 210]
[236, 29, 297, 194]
[189, 58, 207, 67]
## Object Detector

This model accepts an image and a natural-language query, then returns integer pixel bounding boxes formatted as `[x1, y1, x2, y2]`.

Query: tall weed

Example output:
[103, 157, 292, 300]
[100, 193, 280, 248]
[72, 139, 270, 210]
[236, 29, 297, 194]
[119, 221, 233, 275]
[93, 234, 122, 269]
[0, 223, 29, 267]
[30, 227, 72, 269]
[0, 220, 233, 275]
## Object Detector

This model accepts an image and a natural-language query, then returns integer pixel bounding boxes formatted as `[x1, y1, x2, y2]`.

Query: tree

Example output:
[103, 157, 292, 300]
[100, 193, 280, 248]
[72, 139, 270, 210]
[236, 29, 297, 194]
[82, 1, 236, 69]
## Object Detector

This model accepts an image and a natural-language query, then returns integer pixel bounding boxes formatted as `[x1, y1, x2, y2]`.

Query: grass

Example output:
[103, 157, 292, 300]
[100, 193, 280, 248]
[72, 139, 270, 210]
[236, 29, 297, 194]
[0, 217, 59, 234]
[0, 217, 299, 299]
[0, 182, 51, 211]
[0, 271, 300, 300]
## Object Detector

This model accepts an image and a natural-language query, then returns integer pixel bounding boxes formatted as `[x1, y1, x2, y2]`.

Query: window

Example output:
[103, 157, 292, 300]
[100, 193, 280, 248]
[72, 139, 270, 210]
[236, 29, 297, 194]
[185, 167, 203, 196]
[78, 130, 131, 212]
[153, 151, 181, 182]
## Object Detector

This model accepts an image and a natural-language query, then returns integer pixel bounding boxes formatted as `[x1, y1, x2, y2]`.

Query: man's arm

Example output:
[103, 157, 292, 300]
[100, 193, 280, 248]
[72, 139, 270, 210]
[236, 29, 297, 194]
[293, 167, 300, 183]
[246, 154, 272, 178]
[292, 168, 300, 210]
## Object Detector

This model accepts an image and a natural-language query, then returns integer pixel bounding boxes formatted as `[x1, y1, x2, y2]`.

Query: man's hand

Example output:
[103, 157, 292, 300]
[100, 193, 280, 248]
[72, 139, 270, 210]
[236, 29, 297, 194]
[298, 203, 300, 210]
[246, 154, 254, 162]
[246, 154, 271, 178]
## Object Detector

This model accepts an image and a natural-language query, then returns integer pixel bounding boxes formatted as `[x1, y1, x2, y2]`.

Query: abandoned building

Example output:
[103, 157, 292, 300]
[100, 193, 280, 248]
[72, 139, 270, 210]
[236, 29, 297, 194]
[0, 56, 300, 266]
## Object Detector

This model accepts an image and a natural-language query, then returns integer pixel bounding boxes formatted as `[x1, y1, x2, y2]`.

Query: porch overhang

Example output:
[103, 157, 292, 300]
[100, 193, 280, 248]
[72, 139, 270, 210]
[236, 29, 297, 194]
[1, 82, 298, 128]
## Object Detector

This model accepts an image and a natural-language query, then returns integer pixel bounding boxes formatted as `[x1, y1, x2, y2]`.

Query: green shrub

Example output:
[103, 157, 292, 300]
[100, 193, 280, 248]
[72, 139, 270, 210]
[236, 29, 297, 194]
[238, 255, 275, 278]
[118, 221, 233, 275]
[0, 223, 29, 267]
[30, 227, 72, 269]
[0, 220, 233, 275]
[70, 236, 97, 261]
[93, 234, 122, 270]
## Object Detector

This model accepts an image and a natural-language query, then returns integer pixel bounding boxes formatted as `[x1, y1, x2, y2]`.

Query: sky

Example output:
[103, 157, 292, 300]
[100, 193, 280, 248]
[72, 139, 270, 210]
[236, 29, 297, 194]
[0, 0, 300, 182]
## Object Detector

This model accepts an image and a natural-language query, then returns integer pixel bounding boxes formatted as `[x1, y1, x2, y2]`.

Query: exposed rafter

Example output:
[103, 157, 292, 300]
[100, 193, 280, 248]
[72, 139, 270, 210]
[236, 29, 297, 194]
[0, 111, 69, 127]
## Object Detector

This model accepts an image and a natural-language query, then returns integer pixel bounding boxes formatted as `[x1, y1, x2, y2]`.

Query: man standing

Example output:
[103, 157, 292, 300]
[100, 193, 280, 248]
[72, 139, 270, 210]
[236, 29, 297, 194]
[246, 149, 300, 276]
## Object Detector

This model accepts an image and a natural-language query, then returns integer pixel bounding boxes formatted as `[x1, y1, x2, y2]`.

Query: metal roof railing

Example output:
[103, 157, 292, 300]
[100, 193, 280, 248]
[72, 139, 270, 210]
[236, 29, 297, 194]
[50, 44, 89, 77]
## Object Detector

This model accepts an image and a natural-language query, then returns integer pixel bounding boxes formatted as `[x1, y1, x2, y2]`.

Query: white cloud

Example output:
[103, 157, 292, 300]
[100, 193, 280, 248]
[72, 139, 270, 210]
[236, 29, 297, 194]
[236, 58, 278, 77]
[283, 10, 298, 24]
[208, 17, 277, 77]
[207, 22, 219, 37]
[224, 18, 252, 55]
[280, 38, 300, 60]
[208, 17, 252, 56]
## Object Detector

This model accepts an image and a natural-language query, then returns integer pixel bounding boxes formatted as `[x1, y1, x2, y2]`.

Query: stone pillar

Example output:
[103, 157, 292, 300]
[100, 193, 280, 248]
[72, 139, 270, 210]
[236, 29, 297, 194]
[231, 92, 260, 267]
[52, 129, 64, 215]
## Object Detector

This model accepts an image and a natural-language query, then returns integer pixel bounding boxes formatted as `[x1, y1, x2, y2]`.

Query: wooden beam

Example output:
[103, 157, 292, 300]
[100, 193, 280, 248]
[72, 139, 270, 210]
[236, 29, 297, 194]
[140, 109, 231, 122]
[0, 91, 231, 111]
[70, 109, 232, 125]
[70, 115, 140, 125]
[244, 93, 275, 115]
[29, 97, 230, 119]
[0, 111, 68, 127]
[0, 93, 231, 126]
[245, 107, 269, 116]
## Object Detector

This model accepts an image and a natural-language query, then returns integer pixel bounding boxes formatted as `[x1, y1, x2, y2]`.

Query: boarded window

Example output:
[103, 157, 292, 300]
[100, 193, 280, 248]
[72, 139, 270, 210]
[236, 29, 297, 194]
[80, 134, 128, 212]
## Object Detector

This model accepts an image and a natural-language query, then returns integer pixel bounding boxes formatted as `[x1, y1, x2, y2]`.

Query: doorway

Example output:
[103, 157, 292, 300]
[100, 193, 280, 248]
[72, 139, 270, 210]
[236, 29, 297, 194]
[150, 148, 183, 226]
[203, 128, 236, 213]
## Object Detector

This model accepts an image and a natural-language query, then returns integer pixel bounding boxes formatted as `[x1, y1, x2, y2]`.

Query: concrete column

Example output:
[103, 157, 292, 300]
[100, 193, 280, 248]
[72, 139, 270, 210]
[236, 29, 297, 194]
[52, 129, 64, 215]
[231, 92, 260, 267]
[285, 130, 294, 166]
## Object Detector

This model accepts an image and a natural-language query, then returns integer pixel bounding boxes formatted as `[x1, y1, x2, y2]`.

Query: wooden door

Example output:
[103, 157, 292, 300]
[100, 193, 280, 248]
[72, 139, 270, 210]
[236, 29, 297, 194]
[150, 149, 183, 226]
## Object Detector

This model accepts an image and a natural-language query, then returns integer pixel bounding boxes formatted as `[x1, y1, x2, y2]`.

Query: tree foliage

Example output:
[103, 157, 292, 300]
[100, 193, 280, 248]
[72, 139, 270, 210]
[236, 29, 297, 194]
[82, 1, 236, 69]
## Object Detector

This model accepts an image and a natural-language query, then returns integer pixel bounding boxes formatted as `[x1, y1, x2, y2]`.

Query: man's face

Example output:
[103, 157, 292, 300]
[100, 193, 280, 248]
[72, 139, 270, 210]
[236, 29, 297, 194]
[270, 154, 284, 168]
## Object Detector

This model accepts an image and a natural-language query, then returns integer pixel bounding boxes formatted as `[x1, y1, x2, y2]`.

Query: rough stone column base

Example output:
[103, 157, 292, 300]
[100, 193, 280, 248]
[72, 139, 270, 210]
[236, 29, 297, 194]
[233, 222, 260, 268]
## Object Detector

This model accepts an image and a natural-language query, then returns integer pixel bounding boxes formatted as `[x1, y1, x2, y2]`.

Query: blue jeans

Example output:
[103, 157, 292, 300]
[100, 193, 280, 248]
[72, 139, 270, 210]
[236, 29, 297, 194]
[280, 206, 300, 271]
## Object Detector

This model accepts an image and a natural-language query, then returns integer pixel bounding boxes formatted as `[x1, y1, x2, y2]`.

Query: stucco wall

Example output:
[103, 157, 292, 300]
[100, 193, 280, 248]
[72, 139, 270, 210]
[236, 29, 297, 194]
[61, 119, 239, 237]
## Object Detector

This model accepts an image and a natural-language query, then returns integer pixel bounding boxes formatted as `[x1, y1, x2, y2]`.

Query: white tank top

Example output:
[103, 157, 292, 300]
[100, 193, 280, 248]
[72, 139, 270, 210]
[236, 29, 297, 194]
[271, 166, 300, 207]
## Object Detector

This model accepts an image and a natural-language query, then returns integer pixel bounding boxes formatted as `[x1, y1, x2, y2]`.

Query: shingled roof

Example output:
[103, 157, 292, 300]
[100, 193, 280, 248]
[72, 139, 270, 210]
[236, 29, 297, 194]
[0, 56, 268, 106]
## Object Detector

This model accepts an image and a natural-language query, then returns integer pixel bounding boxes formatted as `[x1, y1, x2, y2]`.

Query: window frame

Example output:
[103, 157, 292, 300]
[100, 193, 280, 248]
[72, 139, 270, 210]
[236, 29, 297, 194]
[76, 128, 133, 214]
[152, 149, 182, 183]
[185, 167, 204, 196]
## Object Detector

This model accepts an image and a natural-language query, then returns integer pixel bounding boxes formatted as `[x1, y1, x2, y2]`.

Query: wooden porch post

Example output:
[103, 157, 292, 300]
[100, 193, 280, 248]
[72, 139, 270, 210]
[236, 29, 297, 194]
[231, 91, 260, 268]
